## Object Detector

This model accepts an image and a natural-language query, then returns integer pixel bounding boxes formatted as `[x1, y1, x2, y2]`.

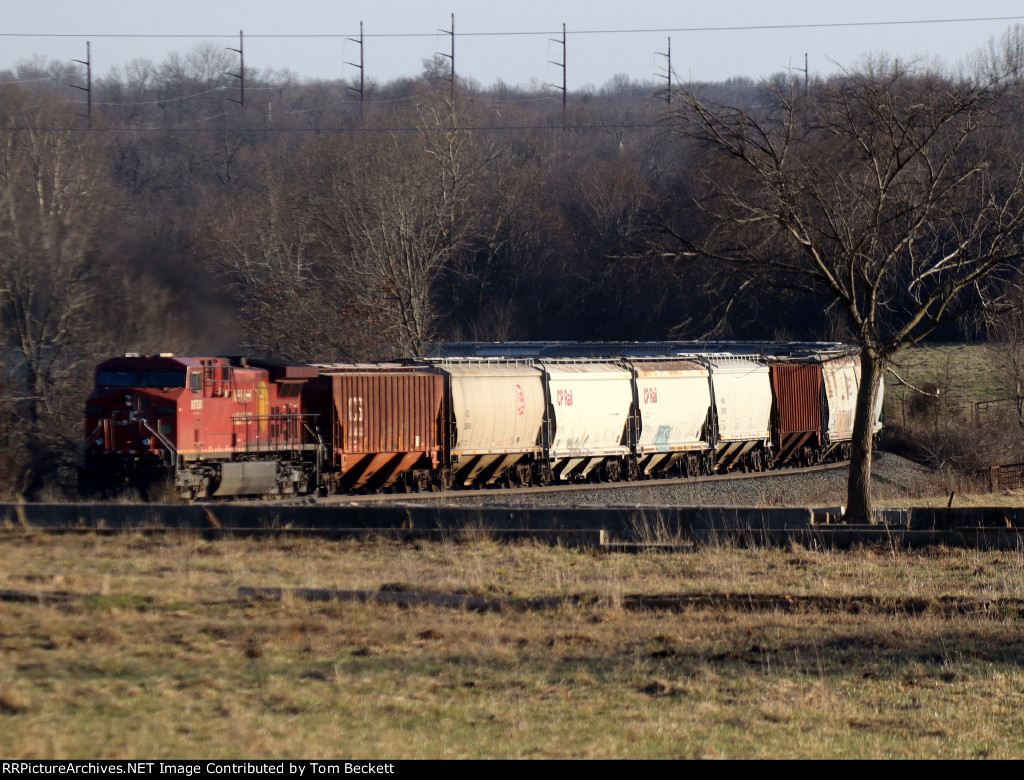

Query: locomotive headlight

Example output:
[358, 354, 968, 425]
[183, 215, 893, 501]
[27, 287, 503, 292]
[141, 438, 151, 447]
[94, 439, 103, 446]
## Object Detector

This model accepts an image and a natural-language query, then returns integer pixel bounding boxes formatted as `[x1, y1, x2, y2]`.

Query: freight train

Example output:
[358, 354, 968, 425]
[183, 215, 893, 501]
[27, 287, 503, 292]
[78, 343, 883, 499]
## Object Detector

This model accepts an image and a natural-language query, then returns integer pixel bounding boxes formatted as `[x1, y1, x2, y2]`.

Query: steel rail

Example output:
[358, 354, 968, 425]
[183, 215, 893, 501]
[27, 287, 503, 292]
[294, 461, 850, 506]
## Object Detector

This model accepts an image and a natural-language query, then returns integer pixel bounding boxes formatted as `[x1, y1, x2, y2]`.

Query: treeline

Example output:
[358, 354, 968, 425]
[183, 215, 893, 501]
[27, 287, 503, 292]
[3, 29, 1024, 497]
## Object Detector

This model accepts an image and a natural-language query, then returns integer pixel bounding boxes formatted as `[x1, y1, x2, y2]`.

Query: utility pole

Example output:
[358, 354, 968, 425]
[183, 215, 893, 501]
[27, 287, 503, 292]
[549, 23, 566, 127]
[657, 37, 672, 104]
[795, 52, 809, 95]
[71, 41, 92, 128]
[437, 13, 455, 103]
[346, 21, 365, 119]
[227, 30, 244, 107]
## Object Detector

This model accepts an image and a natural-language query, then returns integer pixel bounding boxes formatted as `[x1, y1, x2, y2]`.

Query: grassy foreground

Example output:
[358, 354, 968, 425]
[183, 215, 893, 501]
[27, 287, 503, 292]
[2, 533, 1024, 759]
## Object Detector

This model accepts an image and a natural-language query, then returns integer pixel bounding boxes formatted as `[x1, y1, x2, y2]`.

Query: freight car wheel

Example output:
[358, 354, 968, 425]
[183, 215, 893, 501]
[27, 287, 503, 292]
[430, 469, 454, 492]
[701, 454, 714, 476]
[519, 464, 533, 487]
[681, 454, 695, 478]
[533, 462, 554, 487]
[602, 459, 621, 482]
[624, 457, 640, 481]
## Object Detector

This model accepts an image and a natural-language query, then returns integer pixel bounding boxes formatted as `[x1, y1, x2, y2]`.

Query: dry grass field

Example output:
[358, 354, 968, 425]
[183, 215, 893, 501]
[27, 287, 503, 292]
[2, 533, 1024, 759]
[886, 343, 1008, 420]
[883, 342, 1024, 473]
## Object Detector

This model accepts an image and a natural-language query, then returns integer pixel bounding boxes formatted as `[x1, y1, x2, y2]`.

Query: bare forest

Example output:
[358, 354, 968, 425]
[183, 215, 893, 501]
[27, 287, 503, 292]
[5, 30, 1024, 499]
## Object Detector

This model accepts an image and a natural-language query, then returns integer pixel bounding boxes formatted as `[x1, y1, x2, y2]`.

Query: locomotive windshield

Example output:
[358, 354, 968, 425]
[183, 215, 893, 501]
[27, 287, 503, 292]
[96, 370, 186, 388]
[139, 371, 186, 388]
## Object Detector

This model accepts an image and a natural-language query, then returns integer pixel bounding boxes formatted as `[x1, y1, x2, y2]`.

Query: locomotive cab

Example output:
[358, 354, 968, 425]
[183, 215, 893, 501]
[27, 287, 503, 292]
[80, 354, 189, 495]
[80, 354, 321, 499]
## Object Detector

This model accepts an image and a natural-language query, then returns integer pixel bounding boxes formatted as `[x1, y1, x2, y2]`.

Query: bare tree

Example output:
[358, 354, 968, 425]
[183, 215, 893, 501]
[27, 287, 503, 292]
[667, 60, 1024, 522]
[970, 24, 1024, 86]
[0, 88, 117, 494]
[201, 144, 392, 361]
[983, 279, 1024, 431]
[311, 92, 485, 356]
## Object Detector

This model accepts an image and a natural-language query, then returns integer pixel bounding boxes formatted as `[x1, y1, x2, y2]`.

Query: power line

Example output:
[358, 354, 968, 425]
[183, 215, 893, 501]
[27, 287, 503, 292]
[3, 15, 1024, 41]
[7, 14, 1022, 112]
[0, 122, 669, 134]
[85, 89, 561, 110]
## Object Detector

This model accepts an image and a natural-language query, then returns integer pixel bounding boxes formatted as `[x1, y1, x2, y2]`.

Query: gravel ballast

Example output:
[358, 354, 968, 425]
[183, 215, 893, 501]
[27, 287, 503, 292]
[384, 452, 949, 509]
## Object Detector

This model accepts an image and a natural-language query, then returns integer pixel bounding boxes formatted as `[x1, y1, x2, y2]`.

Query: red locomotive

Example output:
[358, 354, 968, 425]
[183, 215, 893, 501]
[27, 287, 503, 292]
[80, 354, 321, 499]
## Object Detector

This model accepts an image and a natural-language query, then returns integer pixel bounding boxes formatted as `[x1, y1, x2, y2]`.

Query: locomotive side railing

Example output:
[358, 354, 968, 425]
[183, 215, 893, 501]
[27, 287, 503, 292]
[229, 412, 322, 451]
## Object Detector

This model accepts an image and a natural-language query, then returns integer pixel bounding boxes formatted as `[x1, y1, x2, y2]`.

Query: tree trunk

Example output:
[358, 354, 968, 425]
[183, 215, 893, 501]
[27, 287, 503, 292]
[844, 346, 883, 524]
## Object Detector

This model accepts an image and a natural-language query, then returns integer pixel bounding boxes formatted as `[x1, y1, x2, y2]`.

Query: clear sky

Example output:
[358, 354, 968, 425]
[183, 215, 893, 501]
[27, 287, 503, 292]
[3, 1, 1024, 89]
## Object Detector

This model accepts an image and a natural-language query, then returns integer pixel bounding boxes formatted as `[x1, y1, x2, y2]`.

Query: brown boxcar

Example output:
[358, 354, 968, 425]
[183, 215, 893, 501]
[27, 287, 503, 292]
[307, 365, 444, 492]
[770, 362, 824, 466]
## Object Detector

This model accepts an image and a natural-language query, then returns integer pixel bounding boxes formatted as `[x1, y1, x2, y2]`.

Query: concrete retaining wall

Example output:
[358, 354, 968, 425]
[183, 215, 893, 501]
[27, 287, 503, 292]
[1, 503, 1022, 549]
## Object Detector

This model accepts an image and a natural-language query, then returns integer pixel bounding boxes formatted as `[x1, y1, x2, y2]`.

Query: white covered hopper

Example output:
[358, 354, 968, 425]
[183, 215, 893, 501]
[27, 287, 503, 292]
[541, 362, 633, 460]
[440, 361, 546, 487]
[706, 357, 772, 443]
[444, 362, 545, 456]
[821, 354, 884, 440]
[632, 360, 711, 453]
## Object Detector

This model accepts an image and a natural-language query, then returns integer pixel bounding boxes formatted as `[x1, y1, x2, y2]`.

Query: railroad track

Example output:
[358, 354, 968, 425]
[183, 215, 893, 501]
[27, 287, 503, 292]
[302, 461, 850, 505]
